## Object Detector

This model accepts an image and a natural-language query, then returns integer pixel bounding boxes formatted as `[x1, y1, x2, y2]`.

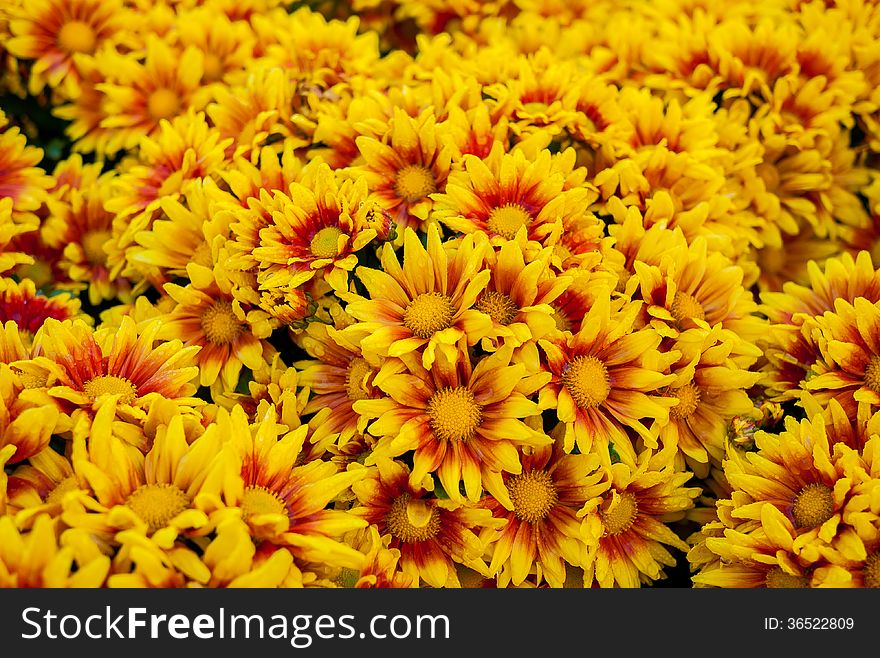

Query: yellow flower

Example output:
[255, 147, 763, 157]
[538, 292, 677, 466]
[579, 445, 701, 588]
[15, 316, 201, 421]
[343, 224, 493, 369]
[482, 431, 608, 588]
[351, 458, 502, 587]
[0, 110, 53, 224]
[355, 344, 550, 502]
[432, 141, 592, 248]
[158, 263, 267, 392]
[6, 0, 129, 99]
[204, 406, 368, 570]
[347, 106, 453, 235]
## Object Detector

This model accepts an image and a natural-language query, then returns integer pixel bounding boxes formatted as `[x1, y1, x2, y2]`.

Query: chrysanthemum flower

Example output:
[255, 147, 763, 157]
[6, 0, 128, 99]
[431, 141, 593, 248]
[2, 444, 81, 523]
[0, 110, 53, 224]
[93, 35, 215, 155]
[633, 231, 765, 345]
[343, 225, 493, 369]
[351, 458, 501, 587]
[105, 111, 232, 280]
[482, 432, 608, 588]
[0, 514, 110, 587]
[472, 237, 570, 351]
[347, 107, 452, 235]
[804, 297, 880, 416]
[14, 316, 201, 421]
[482, 50, 579, 138]
[66, 402, 221, 546]
[294, 322, 380, 453]
[579, 446, 701, 588]
[172, 7, 256, 89]
[760, 251, 880, 402]
[205, 407, 368, 570]
[338, 525, 416, 589]
[127, 179, 233, 284]
[690, 415, 880, 588]
[0, 364, 61, 464]
[243, 159, 387, 295]
[158, 263, 267, 392]
[355, 345, 550, 502]
[0, 277, 89, 343]
[538, 293, 677, 465]
[657, 326, 763, 477]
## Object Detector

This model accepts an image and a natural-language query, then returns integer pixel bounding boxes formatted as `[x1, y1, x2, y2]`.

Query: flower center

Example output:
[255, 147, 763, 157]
[385, 493, 441, 543]
[57, 20, 97, 54]
[475, 290, 519, 326]
[427, 386, 483, 443]
[403, 292, 455, 339]
[345, 357, 373, 401]
[507, 469, 558, 523]
[83, 374, 138, 405]
[562, 355, 610, 409]
[864, 552, 880, 588]
[669, 383, 701, 419]
[82, 230, 110, 265]
[125, 483, 191, 533]
[791, 483, 834, 529]
[765, 567, 809, 588]
[864, 356, 880, 394]
[202, 53, 224, 82]
[670, 290, 706, 326]
[486, 204, 532, 239]
[394, 165, 436, 202]
[44, 476, 79, 507]
[601, 491, 638, 535]
[309, 226, 343, 259]
[147, 87, 181, 121]
[240, 485, 287, 520]
[201, 301, 245, 345]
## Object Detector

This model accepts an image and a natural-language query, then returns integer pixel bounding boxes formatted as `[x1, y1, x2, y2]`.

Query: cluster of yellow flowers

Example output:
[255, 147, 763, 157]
[0, 0, 878, 588]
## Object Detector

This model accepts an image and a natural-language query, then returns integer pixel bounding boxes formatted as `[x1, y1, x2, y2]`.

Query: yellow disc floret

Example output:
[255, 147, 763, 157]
[57, 20, 97, 54]
[562, 355, 611, 409]
[386, 493, 441, 543]
[201, 301, 245, 345]
[241, 485, 287, 520]
[148, 88, 181, 121]
[82, 230, 111, 265]
[476, 290, 519, 326]
[670, 291, 706, 325]
[507, 469, 558, 523]
[125, 483, 191, 532]
[669, 383, 701, 419]
[309, 226, 344, 259]
[601, 491, 638, 535]
[864, 356, 880, 394]
[486, 204, 532, 239]
[765, 566, 809, 588]
[346, 357, 373, 401]
[791, 483, 834, 529]
[394, 165, 436, 202]
[427, 386, 483, 443]
[83, 374, 138, 405]
[403, 292, 455, 339]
